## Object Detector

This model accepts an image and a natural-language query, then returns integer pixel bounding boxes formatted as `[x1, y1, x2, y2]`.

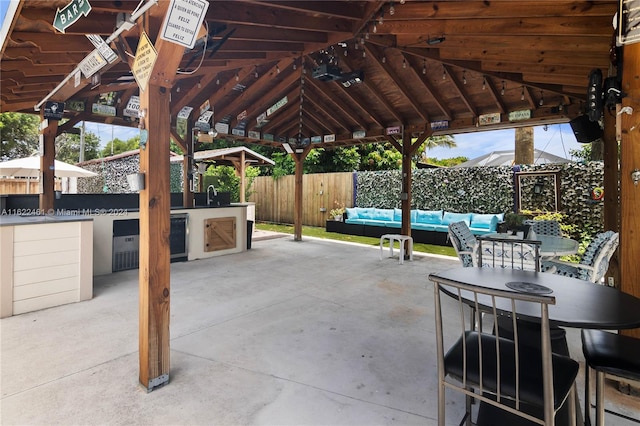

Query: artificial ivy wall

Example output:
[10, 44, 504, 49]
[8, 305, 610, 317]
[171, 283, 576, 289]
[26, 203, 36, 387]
[355, 161, 605, 232]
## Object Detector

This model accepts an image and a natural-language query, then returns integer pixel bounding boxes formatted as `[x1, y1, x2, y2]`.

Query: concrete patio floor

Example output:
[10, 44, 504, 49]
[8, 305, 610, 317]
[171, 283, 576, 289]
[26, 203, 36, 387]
[1, 233, 639, 425]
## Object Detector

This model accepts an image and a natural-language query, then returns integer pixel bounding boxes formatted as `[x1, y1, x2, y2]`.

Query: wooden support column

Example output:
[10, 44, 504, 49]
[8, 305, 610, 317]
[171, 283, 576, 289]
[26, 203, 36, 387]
[620, 42, 640, 339]
[602, 104, 620, 287]
[182, 125, 194, 208]
[136, 4, 185, 389]
[239, 149, 246, 203]
[38, 115, 58, 212]
[291, 146, 310, 241]
[400, 131, 412, 237]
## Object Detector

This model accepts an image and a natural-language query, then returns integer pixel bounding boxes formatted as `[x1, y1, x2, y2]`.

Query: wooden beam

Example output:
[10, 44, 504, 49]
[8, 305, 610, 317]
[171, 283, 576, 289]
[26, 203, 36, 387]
[619, 41, 640, 339]
[291, 146, 311, 241]
[603, 104, 620, 290]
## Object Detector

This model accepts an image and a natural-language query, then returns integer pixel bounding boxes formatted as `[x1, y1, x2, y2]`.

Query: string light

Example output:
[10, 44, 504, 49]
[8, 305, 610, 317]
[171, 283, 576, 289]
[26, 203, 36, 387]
[254, 65, 259, 78]
[216, 76, 220, 85]
[378, 10, 384, 25]
[389, 1, 395, 15]
[422, 59, 426, 75]
[442, 65, 446, 80]
[482, 76, 486, 90]
[539, 90, 544, 106]
[382, 54, 386, 63]
[362, 49, 366, 58]
[501, 80, 505, 96]
[235, 72, 239, 81]
[521, 86, 525, 101]
[176, 85, 180, 92]
[402, 57, 407, 68]
[276, 65, 280, 74]
[400, 0, 405, 3]
[462, 70, 467, 85]
[293, 61, 297, 70]
[197, 81, 201, 89]
[373, 22, 377, 33]
[360, 36, 365, 45]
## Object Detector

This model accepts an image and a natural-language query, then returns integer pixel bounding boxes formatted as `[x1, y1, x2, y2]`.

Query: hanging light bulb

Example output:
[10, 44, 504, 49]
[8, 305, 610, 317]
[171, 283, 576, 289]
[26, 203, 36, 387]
[254, 65, 259, 78]
[365, 31, 370, 40]
[389, 2, 395, 15]
[293, 61, 297, 70]
[402, 57, 407, 68]
[235, 72, 239, 81]
[422, 59, 426, 75]
[362, 50, 366, 58]
[521, 86, 525, 101]
[373, 22, 377, 33]
[197, 81, 201, 89]
[442, 66, 446, 80]
[276, 65, 280, 74]
[400, 0, 405, 3]
[482, 76, 486, 90]
[501, 80, 505, 96]
[462, 70, 467, 85]
[378, 10, 384, 25]
[216, 76, 220, 85]
[176, 85, 180, 92]
[344, 49, 348, 56]
[539, 90, 544, 106]
[382, 54, 386, 63]
[360, 36, 365, 45]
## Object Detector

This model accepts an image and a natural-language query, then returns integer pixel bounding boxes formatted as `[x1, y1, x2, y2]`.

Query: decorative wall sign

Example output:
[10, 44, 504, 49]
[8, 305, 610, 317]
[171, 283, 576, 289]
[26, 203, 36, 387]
[66, 100, 85, 112]
[196, 110, 214, 131]
[214, 122, 229, 134]
[508, 109, 531, 122]
[86, 34, 117, 63]
[352, 130, 366, 139]
[237, 110, 247, 121]
[232, 128, 245, 136]
[324, 134, 336, 142]
[132, 31, 157, 92]
[92, 103, 116, 116]
[386, 126, 401, 135]
[263, 133, 274, 141]
[267, 96, 288, 116]
[478, 113, 501, 126]
[53, 0, 91, 33]
[200, 99, 210, 115]
[430, 120, 449, 130]
[619, 0, 640, 45]
[43, 101, 65, 120]
[160, 0, 209, 49]
[256, 112, 268, 127]
[123, 96, 140, 118]
[248, 130, 261, 139]
[78, 50, 107, 78]
[311, 136, 322, 143]
[176, 106, 193, 137]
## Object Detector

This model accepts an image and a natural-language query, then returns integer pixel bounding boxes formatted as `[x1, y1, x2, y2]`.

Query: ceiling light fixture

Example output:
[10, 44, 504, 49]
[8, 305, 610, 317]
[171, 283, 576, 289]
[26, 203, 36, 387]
[373, 22, 378, 33]
[382, 55, 386, 63]
[378, 10, 384, 25]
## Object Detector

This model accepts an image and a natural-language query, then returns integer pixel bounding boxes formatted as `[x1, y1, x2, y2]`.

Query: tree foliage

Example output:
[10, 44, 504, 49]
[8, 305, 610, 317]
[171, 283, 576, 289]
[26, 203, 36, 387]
[100, 136, 140, 157]
[56, 132, 101, 164]
[568, 144, 592, 162]
[0, 112, 39, 160]
[202, 165, 259, 202]
[423, 156, 469, 167]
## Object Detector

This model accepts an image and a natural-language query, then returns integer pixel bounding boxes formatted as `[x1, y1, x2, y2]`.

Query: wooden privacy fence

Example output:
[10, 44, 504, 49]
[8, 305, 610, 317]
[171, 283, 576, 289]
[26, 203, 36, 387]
[249, 172, 354, 227]
[0, 178, 61, 194]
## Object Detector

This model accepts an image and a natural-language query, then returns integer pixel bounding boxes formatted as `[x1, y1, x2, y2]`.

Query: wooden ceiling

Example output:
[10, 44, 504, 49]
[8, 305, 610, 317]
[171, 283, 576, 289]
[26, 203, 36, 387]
[0, 0, 620, 148]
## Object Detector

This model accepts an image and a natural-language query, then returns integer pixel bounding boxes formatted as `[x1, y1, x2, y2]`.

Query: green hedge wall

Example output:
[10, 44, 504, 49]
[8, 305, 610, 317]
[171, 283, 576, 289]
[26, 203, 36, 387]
[355, 161, 604, 233]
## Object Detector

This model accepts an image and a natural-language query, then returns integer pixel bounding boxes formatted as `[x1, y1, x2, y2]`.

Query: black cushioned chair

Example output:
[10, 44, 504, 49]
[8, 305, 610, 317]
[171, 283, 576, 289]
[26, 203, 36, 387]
[581, 329, 640, 426]
[432, 277, 579, 426]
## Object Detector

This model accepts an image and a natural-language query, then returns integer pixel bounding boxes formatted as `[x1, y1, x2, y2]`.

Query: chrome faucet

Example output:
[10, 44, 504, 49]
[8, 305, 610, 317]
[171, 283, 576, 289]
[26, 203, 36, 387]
[207, 184, 218, 206]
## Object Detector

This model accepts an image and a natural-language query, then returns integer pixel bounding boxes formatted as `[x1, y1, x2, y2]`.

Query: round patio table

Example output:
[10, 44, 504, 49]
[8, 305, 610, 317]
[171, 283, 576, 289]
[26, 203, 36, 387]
[484, 233, 579, 258]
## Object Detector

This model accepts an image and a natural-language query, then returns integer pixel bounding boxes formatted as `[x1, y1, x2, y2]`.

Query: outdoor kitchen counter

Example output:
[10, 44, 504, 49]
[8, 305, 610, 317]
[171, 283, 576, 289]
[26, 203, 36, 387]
[0, 214, 94, 318]
[91, 205, 248, 276]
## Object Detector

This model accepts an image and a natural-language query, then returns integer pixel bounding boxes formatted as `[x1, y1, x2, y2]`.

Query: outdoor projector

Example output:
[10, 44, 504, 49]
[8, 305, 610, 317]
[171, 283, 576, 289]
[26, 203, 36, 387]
[312, 64, 344, 81]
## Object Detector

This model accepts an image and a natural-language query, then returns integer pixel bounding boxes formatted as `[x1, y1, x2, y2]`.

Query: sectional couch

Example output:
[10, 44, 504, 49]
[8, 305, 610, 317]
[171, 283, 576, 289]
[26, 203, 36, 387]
[330, 207, 504, 245]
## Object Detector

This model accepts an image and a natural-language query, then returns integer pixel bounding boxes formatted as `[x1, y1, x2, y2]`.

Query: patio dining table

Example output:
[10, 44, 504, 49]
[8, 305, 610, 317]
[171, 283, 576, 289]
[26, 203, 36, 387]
[429, 266, 640, 426]
[485, 233, 579, 259]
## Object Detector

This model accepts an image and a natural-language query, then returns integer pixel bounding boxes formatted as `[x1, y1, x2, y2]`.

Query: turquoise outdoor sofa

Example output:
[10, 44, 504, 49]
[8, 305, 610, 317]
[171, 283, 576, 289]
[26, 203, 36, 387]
[326, 207, 504, 246]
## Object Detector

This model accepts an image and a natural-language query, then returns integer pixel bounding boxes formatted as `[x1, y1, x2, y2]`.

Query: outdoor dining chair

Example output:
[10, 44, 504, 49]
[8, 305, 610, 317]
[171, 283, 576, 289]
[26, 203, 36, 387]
[448, 221, 476, 267]
[473, 235, 542, 272]
[541, 231, 619, 284]
[581, 329, 640, 426]
[432, 275, 579, 426]
[524, 220, 562, 238]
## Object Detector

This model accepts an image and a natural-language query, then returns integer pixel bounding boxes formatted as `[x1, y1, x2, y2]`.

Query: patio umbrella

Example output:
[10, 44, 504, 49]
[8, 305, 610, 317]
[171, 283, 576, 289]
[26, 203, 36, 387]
[0, 156, 97, 178]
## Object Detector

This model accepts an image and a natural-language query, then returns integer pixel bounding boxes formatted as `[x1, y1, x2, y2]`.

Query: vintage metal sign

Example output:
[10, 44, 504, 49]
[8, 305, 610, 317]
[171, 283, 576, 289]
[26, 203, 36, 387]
[78, 50, 107, 79]
[430, 120, 449, 130]
[196, 111, 214, 131]
[323, 134, 336, 142]
[237, 110, 247, 122]
[66, 100, 85, 112]
[43, 101, 65, 120]
[248, 131, 261, 139]
[86, 34, 117, 64]
[508, 109, 532, 122]
[267, 96, 288, 116]
[123, 96, 140, 118]
[214, 122, 229, 134]
[132, 31, 157, 92]
[91, 103, 116, 116]
[232, 128, 245, 137]
[160, 0, 209, 49]
[176, 106, 193, 137]
[352, 130, 366, 139]
[311, 136, 322, 143]
[386, 126, 401, 135]
[478, 113, 502, 126]
[53, 0, 91, 33]
[263, 133, 274, 141]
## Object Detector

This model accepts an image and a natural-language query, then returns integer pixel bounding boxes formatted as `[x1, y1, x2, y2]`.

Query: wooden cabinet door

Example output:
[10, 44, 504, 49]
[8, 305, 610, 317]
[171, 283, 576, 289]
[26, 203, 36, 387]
[204, 217, 236, 252]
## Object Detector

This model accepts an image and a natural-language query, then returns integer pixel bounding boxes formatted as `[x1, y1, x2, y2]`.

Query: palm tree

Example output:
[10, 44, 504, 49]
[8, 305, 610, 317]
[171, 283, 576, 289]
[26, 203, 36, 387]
[416, 134, 456, 164]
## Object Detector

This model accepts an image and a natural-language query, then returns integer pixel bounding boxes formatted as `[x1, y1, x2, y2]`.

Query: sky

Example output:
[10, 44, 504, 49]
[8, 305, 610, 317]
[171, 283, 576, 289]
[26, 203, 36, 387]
[83, 121, 584, 162]
[0, 1, 582, 162]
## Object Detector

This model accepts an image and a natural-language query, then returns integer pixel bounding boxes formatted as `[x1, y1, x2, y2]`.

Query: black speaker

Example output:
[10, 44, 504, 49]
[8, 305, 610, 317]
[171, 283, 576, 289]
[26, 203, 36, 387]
[570, 115, 603, 143]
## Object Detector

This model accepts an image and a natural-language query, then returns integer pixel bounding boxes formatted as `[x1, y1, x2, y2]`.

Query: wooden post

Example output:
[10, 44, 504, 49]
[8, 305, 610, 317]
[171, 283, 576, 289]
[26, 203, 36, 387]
[239, 149, 246, 203]
[291, 146, 310, 241]
[38, 114, 58, 213]
[136, 3, 185, 389]
[602, 103, 620, 287]
[401, 129, 412, 238]
[620, 42, 640, 339]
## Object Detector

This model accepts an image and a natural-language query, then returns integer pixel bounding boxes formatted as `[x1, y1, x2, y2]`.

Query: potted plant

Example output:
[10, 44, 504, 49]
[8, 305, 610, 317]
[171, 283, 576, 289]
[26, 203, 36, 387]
[329, 202, 346, 221]
[504, 212, 530, 235]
